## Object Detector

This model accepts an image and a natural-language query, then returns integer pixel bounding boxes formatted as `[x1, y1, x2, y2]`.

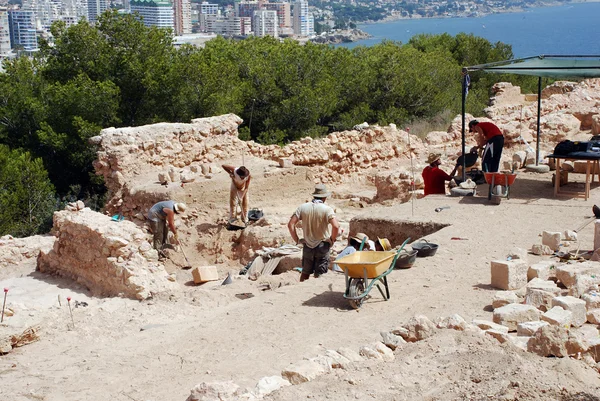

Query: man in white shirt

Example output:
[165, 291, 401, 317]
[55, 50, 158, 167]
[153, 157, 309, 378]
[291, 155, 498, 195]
[288, 184, 340, 282]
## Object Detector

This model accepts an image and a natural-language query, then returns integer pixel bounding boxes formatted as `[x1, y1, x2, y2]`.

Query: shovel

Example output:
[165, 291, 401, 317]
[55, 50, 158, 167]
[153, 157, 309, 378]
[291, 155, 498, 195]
[179, 242, 192, 269]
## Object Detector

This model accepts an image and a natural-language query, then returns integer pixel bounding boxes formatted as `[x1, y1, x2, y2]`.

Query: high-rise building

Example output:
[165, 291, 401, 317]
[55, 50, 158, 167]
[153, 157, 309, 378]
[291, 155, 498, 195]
[252, 9, 277, 37]
[199, 1, 218, 16]
[235, 0, 260, 19]
[173, 0, 191, 35]
[292, 0, 313, 36]
[8, 9, 38, 52]
[204, 14, 241, 35]
[0, 8, 11, 58]
[87, 0, 108, 23]
[264, 2, 290, 28]
[130, 0, 174, 30]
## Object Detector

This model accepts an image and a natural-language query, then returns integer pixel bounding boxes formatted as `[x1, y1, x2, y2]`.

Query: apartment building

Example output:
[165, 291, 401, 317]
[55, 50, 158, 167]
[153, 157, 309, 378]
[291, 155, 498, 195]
[292, 0, 313, 36]
[0, 8, 11, 58]
[8, 9, 38, 52]
[173, 0, 191, 35]
[252, 8, 277, 37]
[87, 0, 108, 22]
[130, 0, 174, 29]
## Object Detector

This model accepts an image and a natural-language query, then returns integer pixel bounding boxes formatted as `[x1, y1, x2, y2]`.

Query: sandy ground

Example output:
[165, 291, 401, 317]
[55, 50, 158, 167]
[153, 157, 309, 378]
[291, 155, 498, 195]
[2, 162, 600, 401]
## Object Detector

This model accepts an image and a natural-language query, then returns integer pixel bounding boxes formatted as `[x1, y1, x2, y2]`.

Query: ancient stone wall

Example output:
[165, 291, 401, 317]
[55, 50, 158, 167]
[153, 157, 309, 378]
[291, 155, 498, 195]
[37, 208, 177, 300]
[0, 235, 55, 269]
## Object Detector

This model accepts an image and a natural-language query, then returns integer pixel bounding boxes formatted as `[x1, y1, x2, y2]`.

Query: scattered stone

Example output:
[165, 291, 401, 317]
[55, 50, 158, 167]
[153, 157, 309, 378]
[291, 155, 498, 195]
[551, 296, 587, 327]
[508, 335, 530, 351]
[281, 360, 326, 385]
[527, 325, 586, 358]
[380, 331, 406, 350]
[531, 244, 554, 256]
[187, 381, 239, 401]
[337, 347, 363, 362]
[323, 350, 351, 369]
[472, 320, 509, 334]
[492, 291, 519, 309]
[587, 309, 600, 324]
[435, 314, 467, 330]
[541, 306, 573, 328]
[541, 231, 561, 251]
[253, 376, 290, 398]
[485, 329, 510, 344]
[158, 172, 169, 184]
[527, 260, 559, 281]
[400, 315, 437, 342]
[493, 304, 541, 331]
[517, 321, 549, 336]
[359, 345, 383, 360]
[582, 291, 600, 309]
[490, 259, 528, 290]
[507, 247, 528, 261]
[563, 230, 578, 241]
[192, 266, 219, 284]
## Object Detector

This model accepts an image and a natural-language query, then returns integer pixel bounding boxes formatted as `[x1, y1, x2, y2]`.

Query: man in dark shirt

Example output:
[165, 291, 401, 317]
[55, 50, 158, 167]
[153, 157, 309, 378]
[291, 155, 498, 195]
[469, 120, 504, 173]
[422, 153, 453, 196]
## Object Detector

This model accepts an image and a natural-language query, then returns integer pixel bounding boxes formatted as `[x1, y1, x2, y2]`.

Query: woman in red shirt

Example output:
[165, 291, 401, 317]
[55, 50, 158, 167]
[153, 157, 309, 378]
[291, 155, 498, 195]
[469, 120, 504, 173]
[422, 153, 453, 196]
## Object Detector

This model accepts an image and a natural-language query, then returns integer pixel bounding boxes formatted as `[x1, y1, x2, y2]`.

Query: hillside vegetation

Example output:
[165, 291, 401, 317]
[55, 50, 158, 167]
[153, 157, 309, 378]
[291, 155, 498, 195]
[0, 10, 540, 236]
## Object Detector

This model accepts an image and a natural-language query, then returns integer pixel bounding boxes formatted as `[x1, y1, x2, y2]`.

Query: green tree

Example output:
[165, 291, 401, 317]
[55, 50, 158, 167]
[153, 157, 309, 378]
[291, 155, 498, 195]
[0, 145, 56, 237]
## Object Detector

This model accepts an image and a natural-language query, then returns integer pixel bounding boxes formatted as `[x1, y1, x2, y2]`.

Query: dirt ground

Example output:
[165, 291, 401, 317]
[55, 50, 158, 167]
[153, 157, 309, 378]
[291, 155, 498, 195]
[2, 157, 600, 401]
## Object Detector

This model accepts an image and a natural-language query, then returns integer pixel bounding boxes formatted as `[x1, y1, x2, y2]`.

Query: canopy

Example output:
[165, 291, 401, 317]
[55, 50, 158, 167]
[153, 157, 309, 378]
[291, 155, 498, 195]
[460, 55, 600, 177]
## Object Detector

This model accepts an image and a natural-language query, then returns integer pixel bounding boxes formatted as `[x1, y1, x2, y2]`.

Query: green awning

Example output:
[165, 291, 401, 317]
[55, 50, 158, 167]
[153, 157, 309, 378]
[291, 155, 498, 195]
[466, 56, 600, 78]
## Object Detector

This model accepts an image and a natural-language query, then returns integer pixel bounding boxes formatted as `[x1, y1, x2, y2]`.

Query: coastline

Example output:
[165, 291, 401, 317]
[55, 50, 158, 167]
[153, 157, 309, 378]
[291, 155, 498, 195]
[361, 0, 600, 25]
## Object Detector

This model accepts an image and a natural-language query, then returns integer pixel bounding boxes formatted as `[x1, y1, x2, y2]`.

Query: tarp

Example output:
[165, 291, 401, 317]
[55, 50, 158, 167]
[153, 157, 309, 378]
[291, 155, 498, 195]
[466, 56, 600, 78]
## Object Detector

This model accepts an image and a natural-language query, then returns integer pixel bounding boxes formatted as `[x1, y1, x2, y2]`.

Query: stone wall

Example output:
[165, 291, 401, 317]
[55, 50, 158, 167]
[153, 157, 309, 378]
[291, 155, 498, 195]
[0, 235, 56, 269]
[37, 208, 177, 300]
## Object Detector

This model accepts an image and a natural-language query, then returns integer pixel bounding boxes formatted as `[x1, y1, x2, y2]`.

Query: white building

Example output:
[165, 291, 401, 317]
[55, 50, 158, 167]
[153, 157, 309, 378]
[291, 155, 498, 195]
[173, 0, 191, 35]
[292, 0, 313, 36]
[252, 9, 277, 37]
[204, 14, 241, 36]
[130, 0, 174, 30]
[8, 9, 38, 52]
[0, 8, 11, 58]
[87, 0, 108, 22]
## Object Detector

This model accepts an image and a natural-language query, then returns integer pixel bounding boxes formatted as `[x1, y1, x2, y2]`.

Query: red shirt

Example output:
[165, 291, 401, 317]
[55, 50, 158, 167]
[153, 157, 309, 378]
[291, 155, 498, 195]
[477, 122, 503, 140]
[422, 166, 452, 196]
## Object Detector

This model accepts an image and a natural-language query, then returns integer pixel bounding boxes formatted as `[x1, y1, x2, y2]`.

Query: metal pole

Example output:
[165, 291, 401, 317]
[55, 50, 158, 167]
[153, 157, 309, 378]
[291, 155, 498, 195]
[536, 76, 542, 166]
[461, 68, 468, 182]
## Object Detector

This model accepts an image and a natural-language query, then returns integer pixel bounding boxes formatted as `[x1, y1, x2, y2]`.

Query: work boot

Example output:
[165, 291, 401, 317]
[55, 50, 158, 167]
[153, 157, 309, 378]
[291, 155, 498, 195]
[593, 205, 600, 219]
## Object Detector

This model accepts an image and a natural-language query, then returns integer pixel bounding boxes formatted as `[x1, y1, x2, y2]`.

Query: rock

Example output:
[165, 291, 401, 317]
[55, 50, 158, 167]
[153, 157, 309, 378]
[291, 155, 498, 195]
[490, 259, 528, 290]
[551, 296, 587, 327]
[527, 260, 559, 281]
[336, 347, 363, 362]
[517, 321, 549, 336]
[555, 262, 600, 289]
[541, 231, 561, 251]
[380, 331, 406, 350]
[485, 329, 510, 344]
[582, 291, 600, 309]
[435, 314, 467, 330]
[493, 304, 541, 331]
[541, 306, 573, 328]
[323, 350, 351, 369]
[528, 325, 586, 357]
[400, 315, 437, 342]
[507, 247, 528, 261]
[187, 381, 239, 401]
[492, 291, 519, 309]
[563, 230, 578, 241]
[279, 158, 293, 168]
[253, 376, 290, 397]
[472, 320, 509, 333]
[192, 266, 219, 284]
[531, 244, 554, 256]
[281, 360, 325, 385]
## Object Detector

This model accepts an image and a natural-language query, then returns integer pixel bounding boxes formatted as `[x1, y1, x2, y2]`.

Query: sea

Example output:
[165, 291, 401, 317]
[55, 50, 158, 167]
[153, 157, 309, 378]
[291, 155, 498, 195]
[341, 2, 600, 58]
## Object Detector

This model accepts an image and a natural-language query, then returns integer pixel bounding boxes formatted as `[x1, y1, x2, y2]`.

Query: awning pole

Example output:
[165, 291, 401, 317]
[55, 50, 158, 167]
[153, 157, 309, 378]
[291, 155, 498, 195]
[461, 68, 467, 181]
[536, 76, 542, 165]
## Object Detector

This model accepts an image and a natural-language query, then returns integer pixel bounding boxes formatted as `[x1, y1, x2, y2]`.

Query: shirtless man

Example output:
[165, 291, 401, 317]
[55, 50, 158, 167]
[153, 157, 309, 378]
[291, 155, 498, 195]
[222, 165, 251, 224]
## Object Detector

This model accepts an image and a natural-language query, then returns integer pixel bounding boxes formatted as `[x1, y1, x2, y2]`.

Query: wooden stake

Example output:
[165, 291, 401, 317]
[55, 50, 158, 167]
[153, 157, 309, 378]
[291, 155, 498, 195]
[67, 296, 75, 329]
[1, 288, 7, 323]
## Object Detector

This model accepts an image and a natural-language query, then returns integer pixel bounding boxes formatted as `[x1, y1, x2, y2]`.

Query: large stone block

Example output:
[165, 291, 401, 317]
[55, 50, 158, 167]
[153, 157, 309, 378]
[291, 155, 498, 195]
[528, 325, 586, 358]
[541, 231, 561, 251]
[527, 260, 559, 281]
[552, 296, 587, 327]
[490, 260, 528, 290]
[472, 320, 509, 333]
[517, 321, 549, 336]
[582, 291, 600, 309]
[493, 304, 540, 331]
[556, 261, 600, 288]
[541, 306, 573, 328]
[281, 360, 326, 385]
[492, 291, 519, 309]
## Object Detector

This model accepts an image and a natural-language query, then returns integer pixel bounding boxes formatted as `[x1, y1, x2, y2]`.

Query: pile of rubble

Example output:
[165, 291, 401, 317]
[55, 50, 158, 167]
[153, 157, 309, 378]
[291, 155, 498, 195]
[37, 207, 177, 300]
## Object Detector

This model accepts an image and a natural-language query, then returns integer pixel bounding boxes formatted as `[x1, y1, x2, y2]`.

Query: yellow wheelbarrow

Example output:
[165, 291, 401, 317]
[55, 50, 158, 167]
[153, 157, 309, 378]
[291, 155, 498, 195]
[336, 238, 410, 309]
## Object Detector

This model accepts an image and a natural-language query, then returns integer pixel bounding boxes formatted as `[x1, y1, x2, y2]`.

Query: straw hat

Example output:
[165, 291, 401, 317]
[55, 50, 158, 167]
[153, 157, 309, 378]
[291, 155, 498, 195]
[426, 153, 441, 164]
[377, 238, 392, 251]
[312, 184, 331, 198]
[174, 202, 187, 213]
[350, 232, 369, 243]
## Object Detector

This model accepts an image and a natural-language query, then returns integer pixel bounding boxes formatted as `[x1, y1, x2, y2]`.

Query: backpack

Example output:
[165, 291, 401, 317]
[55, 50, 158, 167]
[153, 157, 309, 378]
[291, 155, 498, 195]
[553, 140, 576, 156]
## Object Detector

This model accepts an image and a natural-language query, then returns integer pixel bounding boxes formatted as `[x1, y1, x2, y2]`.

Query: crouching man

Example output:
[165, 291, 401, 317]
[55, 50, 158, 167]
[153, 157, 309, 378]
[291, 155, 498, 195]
[287, 184, 340, 282]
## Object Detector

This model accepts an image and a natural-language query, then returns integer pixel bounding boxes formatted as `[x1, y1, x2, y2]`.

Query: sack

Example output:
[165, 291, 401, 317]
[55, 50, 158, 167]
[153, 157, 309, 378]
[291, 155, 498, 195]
[553, 140, 576, 156]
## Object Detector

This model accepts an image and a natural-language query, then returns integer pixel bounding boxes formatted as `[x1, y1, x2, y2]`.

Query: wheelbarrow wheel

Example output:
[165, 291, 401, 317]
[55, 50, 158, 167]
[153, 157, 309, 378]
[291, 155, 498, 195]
[348, 278, 365, 309]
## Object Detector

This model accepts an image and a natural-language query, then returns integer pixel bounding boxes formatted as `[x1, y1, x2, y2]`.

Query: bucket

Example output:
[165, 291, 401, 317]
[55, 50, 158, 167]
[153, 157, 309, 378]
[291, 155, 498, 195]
[395, 250, 418, 269]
